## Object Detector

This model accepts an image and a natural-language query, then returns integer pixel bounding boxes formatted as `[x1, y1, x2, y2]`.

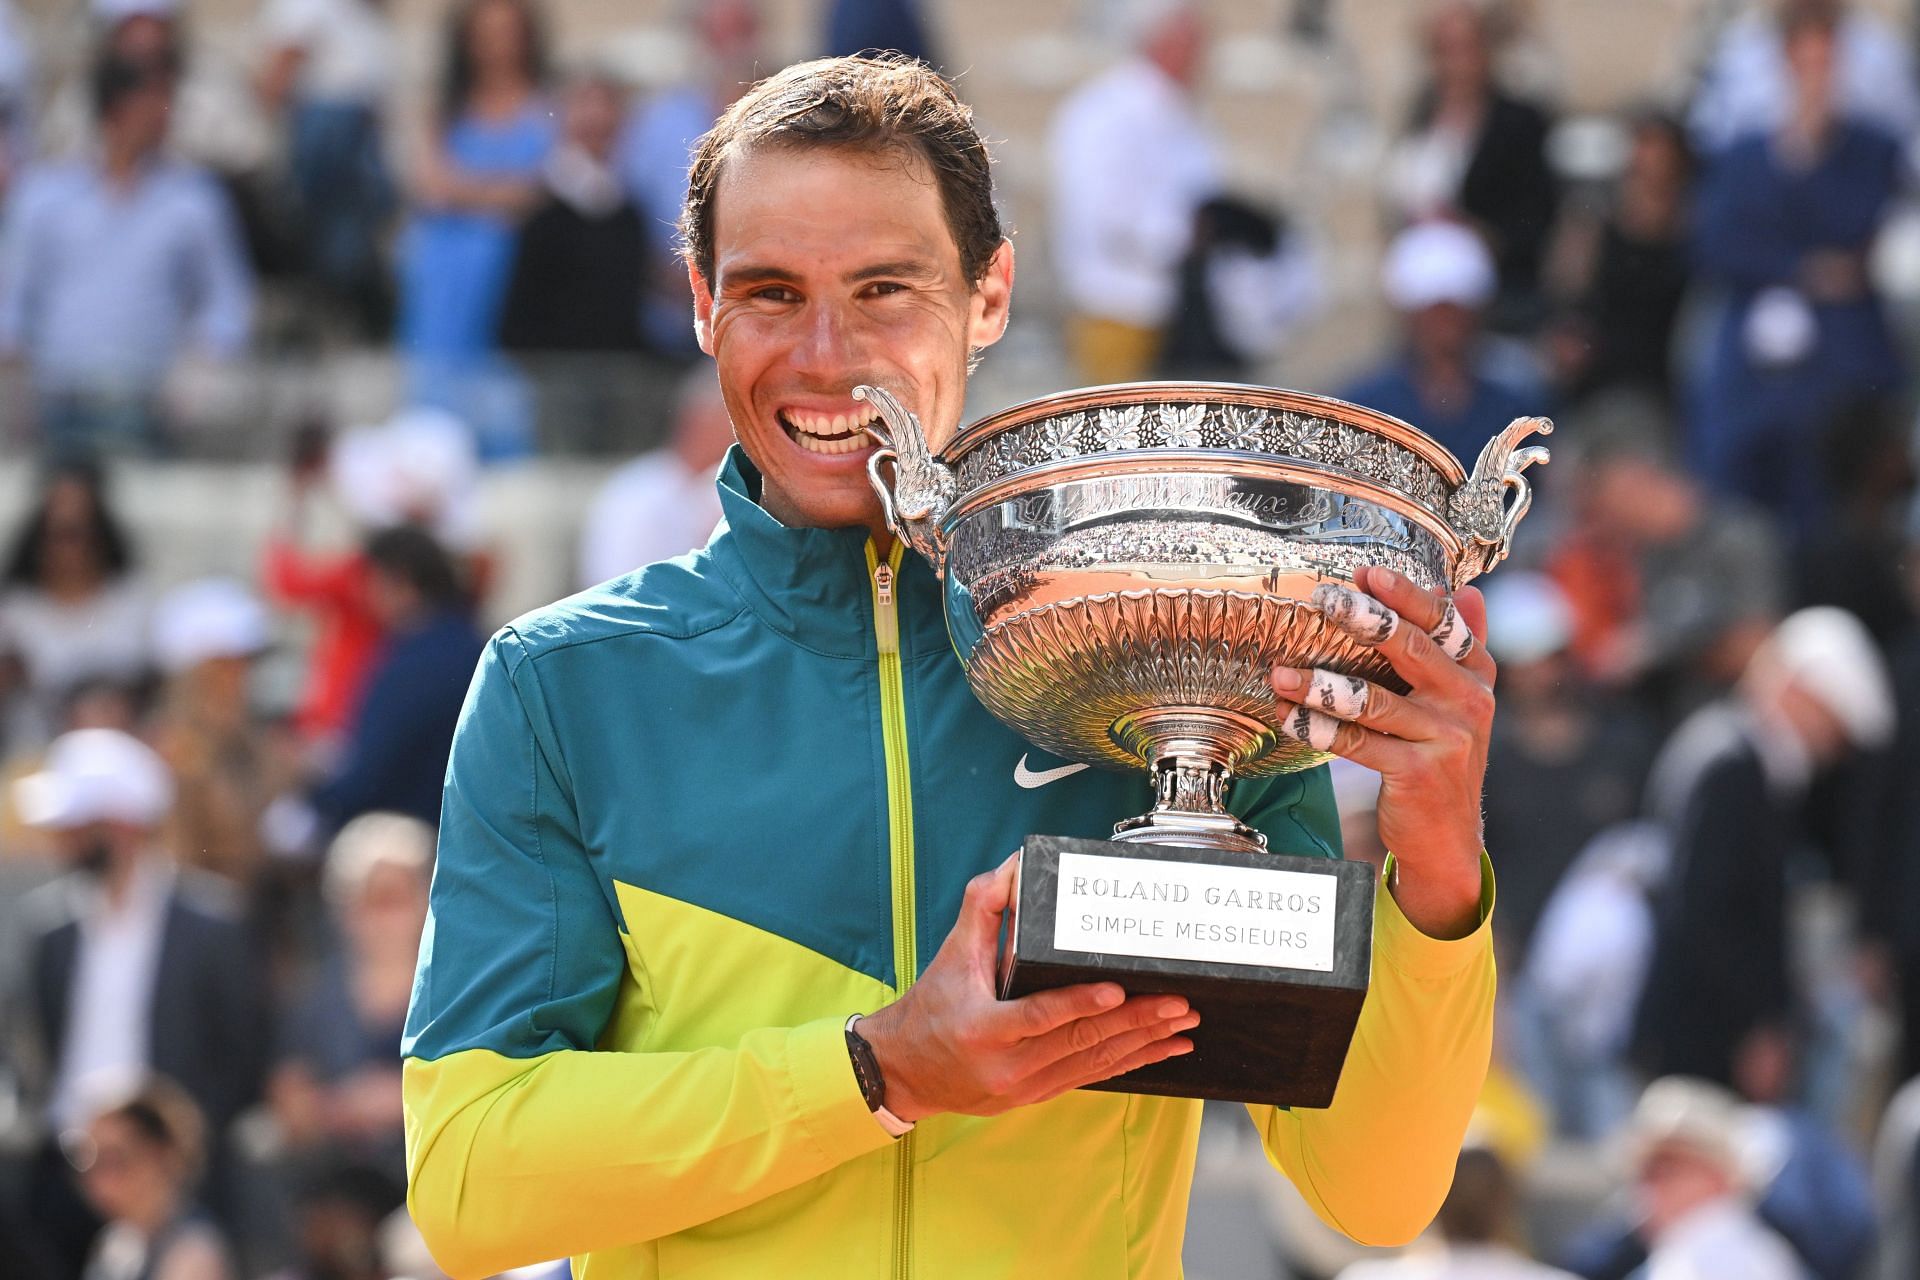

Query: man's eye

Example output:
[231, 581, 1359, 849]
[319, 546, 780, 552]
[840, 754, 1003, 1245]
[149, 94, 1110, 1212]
[865, 282, 907, 297]
[753, 286, 798, 302]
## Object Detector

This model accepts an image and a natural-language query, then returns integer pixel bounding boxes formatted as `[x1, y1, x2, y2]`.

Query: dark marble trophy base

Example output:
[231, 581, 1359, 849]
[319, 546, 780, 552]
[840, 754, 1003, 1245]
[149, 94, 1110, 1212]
[997, 834, 1375, 1109]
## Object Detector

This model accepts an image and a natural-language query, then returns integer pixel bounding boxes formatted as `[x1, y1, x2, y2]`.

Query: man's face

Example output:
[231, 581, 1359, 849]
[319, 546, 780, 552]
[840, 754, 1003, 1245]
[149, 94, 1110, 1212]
[691, 144, 1012, 534]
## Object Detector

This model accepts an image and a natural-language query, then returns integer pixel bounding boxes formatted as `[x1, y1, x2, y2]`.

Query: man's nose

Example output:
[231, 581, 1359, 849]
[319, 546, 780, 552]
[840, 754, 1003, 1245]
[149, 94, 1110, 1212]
[790, 301, 865, 376]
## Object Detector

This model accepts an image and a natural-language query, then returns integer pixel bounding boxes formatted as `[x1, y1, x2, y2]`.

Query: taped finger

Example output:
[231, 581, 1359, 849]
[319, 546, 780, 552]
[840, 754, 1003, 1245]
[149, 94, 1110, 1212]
[1274, 701, 1342, 751]
[1429, 600, 1476, 662]
[1312, 582, 1399, 646]
[1306, 668, 1370, 719]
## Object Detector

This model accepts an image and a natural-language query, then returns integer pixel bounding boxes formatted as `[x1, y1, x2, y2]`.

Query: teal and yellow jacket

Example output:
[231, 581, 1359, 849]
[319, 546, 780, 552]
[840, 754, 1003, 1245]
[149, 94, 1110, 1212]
[402, 450, 1498, 1279]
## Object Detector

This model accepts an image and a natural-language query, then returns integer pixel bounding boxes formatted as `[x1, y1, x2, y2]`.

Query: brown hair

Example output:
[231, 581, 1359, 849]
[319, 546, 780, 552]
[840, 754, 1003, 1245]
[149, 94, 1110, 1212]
[87, 1076, 208, 1185]
[681, 54, 1003, 289]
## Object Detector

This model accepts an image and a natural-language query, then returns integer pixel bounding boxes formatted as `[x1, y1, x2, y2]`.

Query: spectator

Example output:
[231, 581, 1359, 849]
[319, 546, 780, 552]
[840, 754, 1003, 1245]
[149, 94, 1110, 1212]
[499, 71, 643, 354]
[147, 578, 299, 888]
[1339, 1145, 1577, 1280]
[1689, 3, 1905, 542]
[69, 1078, 235, 1280]
[263, 1161, 399, 1280]
[1632, 607, 1894, 1088]
[1547, 429, 1785, 720]
[254, 0, 398, 336]
[0, 462, 150, 759]
[1625, 1078, 1801, 1280]
[1382, 0, 1558, 331]
[1338, 220, 1545, 467]
[308, 526, 483, 832]
[396, 0, 553, 458]
[1689, 0, 1918, 153]
[269, 813, 430, 1195]
[1545, 112, 1695, 410]
[1479, 571, 1654, 970]
[0, 42, 253, 456]
[824, 0, 938, 67]
[13, 729, 267, 1277]
[1156, 195, 1320, 382]
[1050, 0, 1218, 383]
[576, 370, 732, 588]
[618, 0, 762, 360]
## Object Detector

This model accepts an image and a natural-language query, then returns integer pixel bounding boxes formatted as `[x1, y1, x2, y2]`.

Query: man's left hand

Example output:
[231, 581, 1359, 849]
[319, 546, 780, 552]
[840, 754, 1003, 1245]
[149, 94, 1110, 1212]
[1269, 564, 1494, 940]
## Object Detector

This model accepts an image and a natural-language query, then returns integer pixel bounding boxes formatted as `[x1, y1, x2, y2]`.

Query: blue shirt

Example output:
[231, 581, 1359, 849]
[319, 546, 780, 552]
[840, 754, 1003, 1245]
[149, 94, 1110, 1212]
[0, 157, 253, 392]
[1338, 354, 1544, 469]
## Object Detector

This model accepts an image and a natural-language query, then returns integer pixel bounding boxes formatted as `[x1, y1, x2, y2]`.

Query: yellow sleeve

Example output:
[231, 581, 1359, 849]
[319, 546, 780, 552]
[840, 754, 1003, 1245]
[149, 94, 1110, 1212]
[1247, 853, 1497, 1246]
[403, 1019, 896, 1278]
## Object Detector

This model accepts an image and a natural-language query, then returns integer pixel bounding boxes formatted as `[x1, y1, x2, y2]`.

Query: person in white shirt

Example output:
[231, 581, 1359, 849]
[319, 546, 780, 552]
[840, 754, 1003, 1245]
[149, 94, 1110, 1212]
[1339, 1145, 1577, 1280]
[1048, 0, 1219, 384]
[576, 369, 733, 587]
[1628, 1076, 1804, 1280]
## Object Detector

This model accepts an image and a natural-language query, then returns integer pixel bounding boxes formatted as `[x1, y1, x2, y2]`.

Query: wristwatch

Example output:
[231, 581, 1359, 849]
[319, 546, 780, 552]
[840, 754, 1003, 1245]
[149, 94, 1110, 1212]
[844, 1014, 915, 1138]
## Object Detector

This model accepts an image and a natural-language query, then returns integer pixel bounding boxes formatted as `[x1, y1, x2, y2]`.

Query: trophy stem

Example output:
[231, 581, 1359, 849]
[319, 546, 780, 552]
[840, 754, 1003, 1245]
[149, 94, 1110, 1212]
[1108, 707, 1270, 855]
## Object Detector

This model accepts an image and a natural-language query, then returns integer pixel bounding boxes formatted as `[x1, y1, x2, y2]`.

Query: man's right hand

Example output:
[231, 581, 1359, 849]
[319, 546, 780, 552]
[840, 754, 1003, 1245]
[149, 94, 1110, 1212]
[856, 854, 1199, 1122]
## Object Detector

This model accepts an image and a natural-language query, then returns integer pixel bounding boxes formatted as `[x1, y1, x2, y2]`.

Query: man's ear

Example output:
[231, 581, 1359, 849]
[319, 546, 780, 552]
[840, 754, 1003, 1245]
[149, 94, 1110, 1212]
[690, 262, 716, 356]
[967, 240, 1014, 351]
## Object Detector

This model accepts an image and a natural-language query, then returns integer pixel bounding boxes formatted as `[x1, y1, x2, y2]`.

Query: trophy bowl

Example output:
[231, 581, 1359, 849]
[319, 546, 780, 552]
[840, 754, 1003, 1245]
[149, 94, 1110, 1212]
[858, 381, 1551, 856]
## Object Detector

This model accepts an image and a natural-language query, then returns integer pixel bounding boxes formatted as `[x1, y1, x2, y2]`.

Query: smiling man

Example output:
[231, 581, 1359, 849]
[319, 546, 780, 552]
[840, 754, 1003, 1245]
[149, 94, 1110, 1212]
[401, 56, 1500, 1280]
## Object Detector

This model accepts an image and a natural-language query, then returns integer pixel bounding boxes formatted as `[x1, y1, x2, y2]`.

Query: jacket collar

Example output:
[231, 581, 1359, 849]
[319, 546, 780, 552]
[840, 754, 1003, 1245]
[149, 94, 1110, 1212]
[704, 446, 947, 661]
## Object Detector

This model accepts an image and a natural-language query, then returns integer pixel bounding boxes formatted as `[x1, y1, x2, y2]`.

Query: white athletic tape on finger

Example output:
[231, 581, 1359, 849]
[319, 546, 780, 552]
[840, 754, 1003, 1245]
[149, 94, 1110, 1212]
[1277, 702, 1342, 752]
[1312, 583, 1399, 646]
[1429, 600, 1475, 662]
[1307, 669, 1369, 719]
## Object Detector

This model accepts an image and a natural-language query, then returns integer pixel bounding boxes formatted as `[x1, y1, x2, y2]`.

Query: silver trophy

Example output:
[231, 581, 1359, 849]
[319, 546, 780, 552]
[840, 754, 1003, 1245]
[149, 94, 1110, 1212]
[858, 381, 1548, 1105]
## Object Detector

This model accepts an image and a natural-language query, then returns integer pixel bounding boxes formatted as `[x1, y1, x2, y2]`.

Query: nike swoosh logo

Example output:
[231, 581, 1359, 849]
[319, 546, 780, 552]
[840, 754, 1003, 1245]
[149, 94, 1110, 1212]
[1013, 754, 1091, 789]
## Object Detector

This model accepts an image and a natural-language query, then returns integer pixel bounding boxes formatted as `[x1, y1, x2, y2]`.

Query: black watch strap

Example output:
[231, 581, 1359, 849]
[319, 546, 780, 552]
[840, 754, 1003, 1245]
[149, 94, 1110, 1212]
[844, 1014, 888, 1112]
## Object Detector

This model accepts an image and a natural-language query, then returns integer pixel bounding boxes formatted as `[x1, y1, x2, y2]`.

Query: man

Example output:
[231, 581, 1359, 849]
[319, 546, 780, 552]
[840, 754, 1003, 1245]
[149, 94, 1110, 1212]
[1633, 606, 1893, 1088]
[1624, 1078, 1801, 1280]
[1049, 1, 1219, 383]
[0, 42, 252, 455]
[1340, 220, 1544, 467]
[403, 56, 1500, 1278]
[12, 727, 267, 1277]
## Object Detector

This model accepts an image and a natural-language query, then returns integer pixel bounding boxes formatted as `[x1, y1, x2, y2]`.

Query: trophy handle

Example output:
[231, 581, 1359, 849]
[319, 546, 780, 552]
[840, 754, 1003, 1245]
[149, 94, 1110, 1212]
[854, 384, 956, 569]
[1447, 416, 1552, 588]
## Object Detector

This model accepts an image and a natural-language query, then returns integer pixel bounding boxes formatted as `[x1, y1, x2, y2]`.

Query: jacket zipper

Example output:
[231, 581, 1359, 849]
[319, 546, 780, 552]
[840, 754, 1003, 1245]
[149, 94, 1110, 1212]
[868, 540, 916, 1280]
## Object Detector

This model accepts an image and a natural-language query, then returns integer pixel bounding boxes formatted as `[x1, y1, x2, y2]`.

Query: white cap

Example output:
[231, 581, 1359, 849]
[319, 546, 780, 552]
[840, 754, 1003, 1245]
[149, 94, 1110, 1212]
[1382, 220, 1496, 311]
[1626, 1076, 1762, 1187]
[1483, 571, 1573, 665]
[14, 729, 174, 830]
[152, 577, 271, 675]
[330, 408, 482, 549]
[1760, 606, 1896, 750]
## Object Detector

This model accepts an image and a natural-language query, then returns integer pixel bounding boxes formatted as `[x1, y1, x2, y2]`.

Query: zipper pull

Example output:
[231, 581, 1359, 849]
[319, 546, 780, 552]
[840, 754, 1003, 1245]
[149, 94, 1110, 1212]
[873, 561, 894, 606]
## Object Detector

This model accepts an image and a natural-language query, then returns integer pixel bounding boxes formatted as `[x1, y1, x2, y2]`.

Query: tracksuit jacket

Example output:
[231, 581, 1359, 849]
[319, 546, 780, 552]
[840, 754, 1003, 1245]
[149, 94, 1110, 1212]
[402, 448, 1499, 1279]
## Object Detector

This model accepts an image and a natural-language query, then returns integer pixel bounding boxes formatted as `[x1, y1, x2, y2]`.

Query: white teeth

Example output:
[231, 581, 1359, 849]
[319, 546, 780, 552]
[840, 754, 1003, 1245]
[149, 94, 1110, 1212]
[793, 429, 869, 455]
[786, 405, 883, 436]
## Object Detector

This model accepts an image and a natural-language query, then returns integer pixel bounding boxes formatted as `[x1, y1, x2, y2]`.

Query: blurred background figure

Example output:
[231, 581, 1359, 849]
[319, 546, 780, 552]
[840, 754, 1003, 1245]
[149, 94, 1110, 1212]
[1621, 1078, 1799, 1280]
[1339, 1145, 1576, 1280]
[253, 0, 397, 338]
[0, 461, 149, 758]
[395, 0, 551, 459]
[1543, 111, 1695, 413]
[619, 0, 761, 362]
[1689, 0, 1918, 153]
[306, 525, 481, 835]
[1340, 219, 1545, 465]
[1050, 0, 1217, 384]
[576, 369, 731, 587]
[68, 1077, 235, 1280]
[1382, 0, 1558, 332]
[267, 813, 429, 1214]
[0, 38, 252, 456]
[13, 728, 266, 1279]
[823, 0, 937, 66]
[1633, 607, 1893, 1088]
[1155, 194, 1320, 382]
[1688, 2, 1904, 541]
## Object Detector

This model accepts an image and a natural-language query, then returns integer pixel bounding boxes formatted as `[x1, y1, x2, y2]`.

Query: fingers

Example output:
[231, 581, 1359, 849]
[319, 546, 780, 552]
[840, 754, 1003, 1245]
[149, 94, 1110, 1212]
[990, 978, 1128, 1041]
[1017, 993, 1195, 1066]
[1356, 565, 1498, 686]
[1270, 666, 1441, 745]
[952, 853, 1020, 956]
[1312, 573, 1490, 694]
[1270, 697, 1406, 772]
[1021, 1017, 1196, 1102]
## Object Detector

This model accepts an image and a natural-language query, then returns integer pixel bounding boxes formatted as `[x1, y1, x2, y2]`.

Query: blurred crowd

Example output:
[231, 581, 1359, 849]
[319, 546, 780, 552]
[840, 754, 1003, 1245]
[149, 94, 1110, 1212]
[0, 0, 1919, 1278]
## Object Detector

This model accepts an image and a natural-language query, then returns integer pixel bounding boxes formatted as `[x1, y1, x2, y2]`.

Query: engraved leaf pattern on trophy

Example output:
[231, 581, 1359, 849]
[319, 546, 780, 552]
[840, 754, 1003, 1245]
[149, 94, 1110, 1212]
[1222, 405, 1270, 452]
[1097, 404, 1146, 451]
[1037, 412, 1085, 463]
[1159, 403, 1207, 449]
